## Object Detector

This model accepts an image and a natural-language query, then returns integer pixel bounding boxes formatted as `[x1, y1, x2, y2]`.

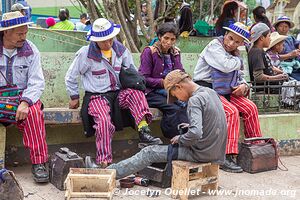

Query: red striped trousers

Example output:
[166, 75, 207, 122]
[220, 95, 262, 154]
[88, 89, 152, 163]
[17, 100, 48, 164]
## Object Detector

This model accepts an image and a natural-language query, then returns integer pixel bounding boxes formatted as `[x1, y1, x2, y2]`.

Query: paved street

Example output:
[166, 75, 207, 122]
[9, 156, 300, 200]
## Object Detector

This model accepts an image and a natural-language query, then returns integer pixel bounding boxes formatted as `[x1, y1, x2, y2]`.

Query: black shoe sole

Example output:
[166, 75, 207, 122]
[220, 166, 243, 173]
[33, 176, 49, 183]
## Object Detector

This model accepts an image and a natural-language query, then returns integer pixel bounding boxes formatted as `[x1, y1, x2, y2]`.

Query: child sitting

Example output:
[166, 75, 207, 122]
[266, 32, 287, 69]
[267, 32, 300, 80]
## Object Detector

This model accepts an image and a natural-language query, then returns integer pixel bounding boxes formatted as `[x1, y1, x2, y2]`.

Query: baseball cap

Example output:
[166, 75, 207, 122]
[163, 70, 191, 104]
[250, 23, 270, 43]
[11, 3, 29, 12]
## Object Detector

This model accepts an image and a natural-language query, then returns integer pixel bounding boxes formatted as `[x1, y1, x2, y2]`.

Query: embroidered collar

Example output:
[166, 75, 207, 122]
[87, 40, 126, 62]
[0, 35, 33, 57]
[152, 41, 180, 57]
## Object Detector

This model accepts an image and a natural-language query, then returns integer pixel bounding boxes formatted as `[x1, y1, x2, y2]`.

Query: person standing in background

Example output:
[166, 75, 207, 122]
[49, 8, 75, 31]
[15, 0, 32, 21]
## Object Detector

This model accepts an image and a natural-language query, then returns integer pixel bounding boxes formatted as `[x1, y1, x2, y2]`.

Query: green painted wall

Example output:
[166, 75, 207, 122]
[259, 114, 300, 140]
[27, 28, 88, 53]
[40, 52, 201, 107]
[27, 27, 212, 53]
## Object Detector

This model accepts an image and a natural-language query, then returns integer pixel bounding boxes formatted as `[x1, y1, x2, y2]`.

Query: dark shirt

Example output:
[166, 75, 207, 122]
[248, 47, 274, 82]
[216, 17, 235, 36]
[248, 47, 280, 93]
[179, 6, 193, 33]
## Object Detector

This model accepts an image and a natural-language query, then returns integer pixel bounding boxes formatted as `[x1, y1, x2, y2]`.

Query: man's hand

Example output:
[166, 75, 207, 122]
[232, 84, 247, 97]
[16, 101, 29, 121]
[170, 135, 180, 145]
[273, 73, 289, 81]
[69, 99, 79, 109]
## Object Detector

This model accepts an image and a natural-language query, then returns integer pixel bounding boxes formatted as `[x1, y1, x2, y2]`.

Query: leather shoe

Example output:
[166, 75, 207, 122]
[85, 156, 100, 168]
[32, 163, 49, 183]
[138, 126, 163, 148]
[220, 154, 243, 173]
[85, 156, 109, 169]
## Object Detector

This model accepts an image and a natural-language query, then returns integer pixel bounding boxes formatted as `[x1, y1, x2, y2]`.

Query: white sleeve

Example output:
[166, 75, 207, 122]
[65, 47, 89, 99]
[204, 41, 242, 73]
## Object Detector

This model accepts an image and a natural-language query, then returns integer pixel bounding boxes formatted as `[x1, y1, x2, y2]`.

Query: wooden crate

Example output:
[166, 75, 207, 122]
[64, 168, 116, 200]
[171, 161, 219, 200]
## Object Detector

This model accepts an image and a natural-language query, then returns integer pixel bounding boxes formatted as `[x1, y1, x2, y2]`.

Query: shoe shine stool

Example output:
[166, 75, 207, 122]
[64, 168, 116, 200]
[171, 161, 219, 200]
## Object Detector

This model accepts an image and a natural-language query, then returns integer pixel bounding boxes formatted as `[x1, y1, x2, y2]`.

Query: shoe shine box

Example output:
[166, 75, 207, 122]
[49, 147, 84, 190]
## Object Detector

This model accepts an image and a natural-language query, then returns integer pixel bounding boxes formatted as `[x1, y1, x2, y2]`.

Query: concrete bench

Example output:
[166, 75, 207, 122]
[0, 107, 163, 168]
[42, 108, 162, 125]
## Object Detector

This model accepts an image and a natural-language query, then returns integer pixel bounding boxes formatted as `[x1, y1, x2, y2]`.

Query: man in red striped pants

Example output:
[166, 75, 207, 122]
[0, 11, 49, 182]
[193, 22, 262, 173]
[65, 18, 162, 168]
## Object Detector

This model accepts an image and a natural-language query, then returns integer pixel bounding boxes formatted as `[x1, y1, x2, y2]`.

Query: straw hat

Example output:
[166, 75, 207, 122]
[223, 22, 250, 42]
[273, 16, 295, 29]
[86, 18, 121, 42]
[11, 3, 29, 12]
[0, 11, 33, 31]
[266, 32, 288, 50]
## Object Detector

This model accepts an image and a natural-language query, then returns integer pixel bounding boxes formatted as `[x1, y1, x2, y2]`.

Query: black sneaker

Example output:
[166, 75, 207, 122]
[32, 163, 49, 183]
[138, 126, 163, 148]
[220, 154, 243, 173]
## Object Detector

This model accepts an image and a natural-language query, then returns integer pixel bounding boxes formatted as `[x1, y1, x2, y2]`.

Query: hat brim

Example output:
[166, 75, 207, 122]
[266, 35, 288, 50]
[274, 20, 295, 29]
[0, 22, 33, 31]
[89, 28, 120, 42]
[166, 89, 178, 104]
[223, 26, 250, 43]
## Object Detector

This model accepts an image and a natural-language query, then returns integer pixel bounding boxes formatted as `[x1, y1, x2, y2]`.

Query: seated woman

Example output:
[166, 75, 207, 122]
[248, 23, 288, 93]
[50, 8, 75, 30]
[139, 22, 188, 138]
[274, 16, 300, 80]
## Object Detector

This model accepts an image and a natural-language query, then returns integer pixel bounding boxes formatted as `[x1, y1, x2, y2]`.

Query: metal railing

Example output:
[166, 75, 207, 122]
[249, 81, 300, 114]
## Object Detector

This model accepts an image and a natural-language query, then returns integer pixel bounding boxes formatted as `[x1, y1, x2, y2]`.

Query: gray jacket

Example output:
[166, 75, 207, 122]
[179, 86, 227, 164]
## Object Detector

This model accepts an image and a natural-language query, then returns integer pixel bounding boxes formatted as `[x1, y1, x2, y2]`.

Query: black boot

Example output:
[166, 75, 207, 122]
[32, 163, 49, 183]
[220, 154, 243, 173]
[138, 126, 163, 148]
